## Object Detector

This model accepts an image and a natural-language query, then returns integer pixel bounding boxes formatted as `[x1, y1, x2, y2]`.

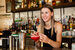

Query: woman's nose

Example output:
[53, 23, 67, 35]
[43, 13, 46, 16]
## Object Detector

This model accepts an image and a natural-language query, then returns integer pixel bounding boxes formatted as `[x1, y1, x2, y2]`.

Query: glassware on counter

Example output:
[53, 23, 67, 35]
[19, 30, 26, 50]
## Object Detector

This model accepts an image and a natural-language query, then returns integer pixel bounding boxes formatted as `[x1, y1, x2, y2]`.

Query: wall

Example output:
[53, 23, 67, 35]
[0, 0, 13, 31]
[0, 13, 13, 31]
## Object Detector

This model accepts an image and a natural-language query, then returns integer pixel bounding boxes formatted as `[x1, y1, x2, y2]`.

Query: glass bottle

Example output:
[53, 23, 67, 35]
[68, 0, 72, 2]
[31, 0, 34, 8]
[70, 17, 73, 31]
[52, 0, 56, 6]
[55, 0, 61, 5]
[28, 0, 31, 8]
[36, 0, 39, 7]
[48, 0, 52, 6]
[42, 0, 46, 6]
[24, 0, 27, 8]
[21, 0, 25, 8]
[39, 0, 42, 8]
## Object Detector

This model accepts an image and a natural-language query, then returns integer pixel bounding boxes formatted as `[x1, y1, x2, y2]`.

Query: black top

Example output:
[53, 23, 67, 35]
[43, 28, 56, 48]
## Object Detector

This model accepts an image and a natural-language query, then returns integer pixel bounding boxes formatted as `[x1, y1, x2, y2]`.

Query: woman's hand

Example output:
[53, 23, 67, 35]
[39, 33, 49, 44]
[31, 32, 39, 37]
[31, 32, 39, 42]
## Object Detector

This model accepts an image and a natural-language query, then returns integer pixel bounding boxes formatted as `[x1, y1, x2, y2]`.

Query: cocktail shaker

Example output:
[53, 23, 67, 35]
[19, 30, 26, 50]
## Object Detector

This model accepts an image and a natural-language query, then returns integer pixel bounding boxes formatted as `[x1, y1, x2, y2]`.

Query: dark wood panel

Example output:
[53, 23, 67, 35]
[11, 1, 75, 12]
[62, 38, 72, 49]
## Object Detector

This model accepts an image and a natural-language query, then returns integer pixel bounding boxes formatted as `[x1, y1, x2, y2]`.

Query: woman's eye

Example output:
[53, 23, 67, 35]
[45, 12, 48, 14]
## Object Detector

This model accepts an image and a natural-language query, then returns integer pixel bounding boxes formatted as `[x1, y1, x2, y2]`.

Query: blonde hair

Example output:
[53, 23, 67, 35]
[40, 4, 55, 36]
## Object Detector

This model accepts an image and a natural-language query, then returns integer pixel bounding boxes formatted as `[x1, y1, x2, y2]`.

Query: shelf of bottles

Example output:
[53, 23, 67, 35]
[9, 13, 40, 37]
[62, 15, 75, 37]
[10, 0, 75, 37]
[12, 0, 75, 12]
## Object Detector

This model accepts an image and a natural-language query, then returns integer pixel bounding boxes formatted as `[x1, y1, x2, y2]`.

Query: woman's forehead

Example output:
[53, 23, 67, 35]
[41, 8, 51, 12]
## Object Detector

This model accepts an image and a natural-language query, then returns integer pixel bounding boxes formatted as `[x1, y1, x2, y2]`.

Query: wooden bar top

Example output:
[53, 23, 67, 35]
[0, 46, 71, 50]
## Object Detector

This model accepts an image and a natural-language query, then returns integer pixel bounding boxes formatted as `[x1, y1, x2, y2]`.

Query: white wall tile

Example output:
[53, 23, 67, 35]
[33, 11, 40, 19]
[54, 8, 61, 21]
[20, 12, 27, 18]
[15, 13, 19, 20]
[64, 7, 75, 16]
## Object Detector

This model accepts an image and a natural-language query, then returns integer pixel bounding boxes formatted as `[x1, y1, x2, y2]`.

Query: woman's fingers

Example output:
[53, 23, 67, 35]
[39, 34, 47, 43]
[39, 34, 43, 42]
[31, 32, 39, 37]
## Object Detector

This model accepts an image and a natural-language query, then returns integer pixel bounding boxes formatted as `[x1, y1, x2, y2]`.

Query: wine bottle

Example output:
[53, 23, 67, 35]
[36, 0, 39, 7]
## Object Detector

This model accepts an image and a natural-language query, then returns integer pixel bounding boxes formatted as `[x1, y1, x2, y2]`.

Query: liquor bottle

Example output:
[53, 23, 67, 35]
[31, 20, 34, 30]
[62, 16, 66, 31]
[52, 0, 56, 6]
[36, 18, 39, 26]
[65, 16, 70, 31]
[24, 0, 27, 8]
[48, 0, 52, 6]
[44, 0, 48, 4]
[33, 16, 37, 31]
[39, 0, 42, 8]
[36, 0, 39, 7]
[28, 0, 31, 8]
[70, 17, 73, 31]
[42, 0, 46, 6]
[63, 24, 66, 31]
[31, 0, 34, 8]
[67, 0, 72, 2]
[55, 0, 61, 5]
[68, 16, 73, 31]
[21, 0, 25, 8]
[66, 24, 70, 31]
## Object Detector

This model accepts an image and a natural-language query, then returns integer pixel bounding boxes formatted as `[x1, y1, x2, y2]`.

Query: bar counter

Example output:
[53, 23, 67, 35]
[0, 46, 71, 50]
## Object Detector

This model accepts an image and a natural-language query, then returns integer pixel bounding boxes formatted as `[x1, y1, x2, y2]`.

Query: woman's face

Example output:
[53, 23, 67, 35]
[41, 8, 53, 22]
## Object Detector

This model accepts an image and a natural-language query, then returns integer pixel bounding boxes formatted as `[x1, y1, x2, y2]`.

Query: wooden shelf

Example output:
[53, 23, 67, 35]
[11, 7, 41, 12]
[11, 2, 75, 12]
[16, 7, 41, 11]
[62, 36, 72, 38]
[53, 2, 75, 8]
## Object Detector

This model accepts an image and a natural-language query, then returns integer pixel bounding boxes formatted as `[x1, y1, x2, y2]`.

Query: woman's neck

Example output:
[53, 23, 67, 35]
[45, 20, 51, 27]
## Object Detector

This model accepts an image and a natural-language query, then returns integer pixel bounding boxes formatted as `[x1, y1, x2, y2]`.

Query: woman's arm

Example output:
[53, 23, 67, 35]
[39, 22, 62, 48]
[47, 22, 62, 48]
[35, 25, 41, 47]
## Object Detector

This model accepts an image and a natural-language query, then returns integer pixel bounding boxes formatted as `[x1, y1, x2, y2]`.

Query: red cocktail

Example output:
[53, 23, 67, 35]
[31, 32, 39, 41]
[31, 36, 40, 41]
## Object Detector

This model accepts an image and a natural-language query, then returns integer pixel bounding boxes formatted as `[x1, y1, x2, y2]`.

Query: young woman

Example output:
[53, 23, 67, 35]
[32, 4, 62, 48]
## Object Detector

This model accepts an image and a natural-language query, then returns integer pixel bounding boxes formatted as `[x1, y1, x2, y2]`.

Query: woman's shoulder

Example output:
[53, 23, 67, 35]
[54, 22, 62, 33]
[54, 21, 62, 28]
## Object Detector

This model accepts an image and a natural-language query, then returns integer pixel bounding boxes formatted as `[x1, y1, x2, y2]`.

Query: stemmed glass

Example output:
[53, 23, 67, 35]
[30, 30, 40, 50]
[30, 30, 40, 42]
[30, 30, 41, 50]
